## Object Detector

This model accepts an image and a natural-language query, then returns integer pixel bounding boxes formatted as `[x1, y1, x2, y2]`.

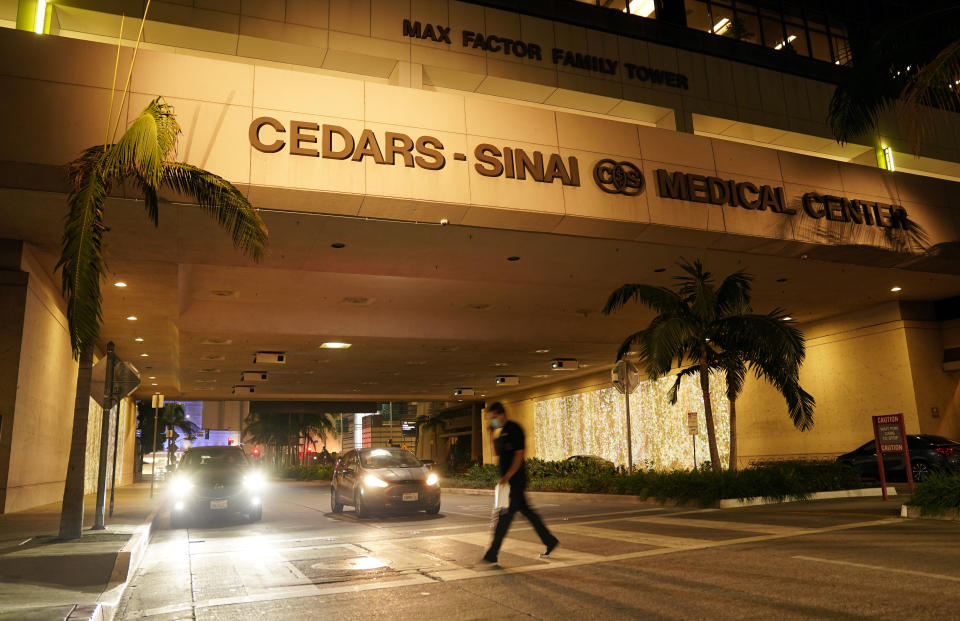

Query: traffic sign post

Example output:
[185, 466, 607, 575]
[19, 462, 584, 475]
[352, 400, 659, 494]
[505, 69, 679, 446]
[612, 360, 640, 472]
[687, 412, 698, 469]
[149, 393, 164, 498]
[871, 413, 914, 500]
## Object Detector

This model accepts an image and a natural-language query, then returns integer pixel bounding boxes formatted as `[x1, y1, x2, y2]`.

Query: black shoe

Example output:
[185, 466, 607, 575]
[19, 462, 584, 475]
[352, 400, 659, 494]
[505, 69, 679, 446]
[540, 538, 559, 557]
[481, 551, 498, 563]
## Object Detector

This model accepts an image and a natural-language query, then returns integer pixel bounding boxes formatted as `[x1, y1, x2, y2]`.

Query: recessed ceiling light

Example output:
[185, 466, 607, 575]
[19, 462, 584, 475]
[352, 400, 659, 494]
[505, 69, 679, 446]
[135, 337, 144, 342]
[126, 316, 138, 321]
[114, 281, 127, 287]
[533, 374, 549, 378]
[507, 256, 520, 261]
[777, 278, 788, 283]
[331, 242, 346, 249]
[653, 268, 666, 273]
[535, 349, 550, 354]
[149, 376, 156, 379]
[151, 383, 158, 386]
[320, 342, 351, 349]
[492, 362, 508, 367]
[140, 353, 149, 357]
[782, 316, 792, 321]
[891, 286, 902, 292]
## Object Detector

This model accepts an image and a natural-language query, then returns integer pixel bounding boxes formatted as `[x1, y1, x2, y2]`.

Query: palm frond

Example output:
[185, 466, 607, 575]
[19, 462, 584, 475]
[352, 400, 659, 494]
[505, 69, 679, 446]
[131, 167, 159, 226]
[103, 97, 178, 187]
[716, 311, 805, 371]
[782, 380, 816, 431]
[667, 366, 699, 404]
[898, 39, 960, 151]
[641, 315, 696, 377]
[161, 162, 268, 261]
[57, 154, 108, 357]
[602, 283, 684, 316]
[715, 270, 752, 316]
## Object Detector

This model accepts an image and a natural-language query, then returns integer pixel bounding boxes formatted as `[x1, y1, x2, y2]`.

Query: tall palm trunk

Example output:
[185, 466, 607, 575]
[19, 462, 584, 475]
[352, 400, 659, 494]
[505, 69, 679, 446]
[59, 345, 94, 539]
[699, 353, 721, 471]
[728, 398, 738, 471]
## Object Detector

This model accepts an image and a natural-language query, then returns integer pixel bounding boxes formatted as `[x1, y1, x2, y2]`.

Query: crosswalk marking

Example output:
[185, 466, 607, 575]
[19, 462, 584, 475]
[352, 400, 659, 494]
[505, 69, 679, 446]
[623, 515, 806, 535]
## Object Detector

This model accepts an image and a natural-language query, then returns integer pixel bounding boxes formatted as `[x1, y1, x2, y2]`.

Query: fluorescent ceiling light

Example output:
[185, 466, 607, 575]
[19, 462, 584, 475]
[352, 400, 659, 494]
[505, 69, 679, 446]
[135, 337, 144, 342]
[624, 0, 655, 17]
[34, 0, 47, 34]
[890, 286, 902, 292]
[320, 342, 351, 349]
[114, 281, 127, 288]
[774, 34, 798, 50]
[713, 17, 730, 34]
[126, 316, 138, 321]
[882, 146, 895, 171]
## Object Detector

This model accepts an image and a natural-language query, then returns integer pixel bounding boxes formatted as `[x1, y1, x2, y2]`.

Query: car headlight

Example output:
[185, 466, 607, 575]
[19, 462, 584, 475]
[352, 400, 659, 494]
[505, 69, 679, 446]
[169, 476, 194, 497]
[243, 472, 266, 491]
[426, 473, 439, 486]
[364, 474, 389, 488]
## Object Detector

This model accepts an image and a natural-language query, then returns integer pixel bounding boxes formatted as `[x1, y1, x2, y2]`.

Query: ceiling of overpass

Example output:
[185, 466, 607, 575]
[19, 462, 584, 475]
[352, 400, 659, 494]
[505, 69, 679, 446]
[7, 189, 960, 402]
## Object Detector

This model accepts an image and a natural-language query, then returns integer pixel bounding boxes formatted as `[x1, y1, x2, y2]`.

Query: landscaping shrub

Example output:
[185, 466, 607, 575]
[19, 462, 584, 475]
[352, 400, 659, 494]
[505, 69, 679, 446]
[280, 465, 334, 481]
[908, 471, 960, 514]
[442, 459, 864, 506]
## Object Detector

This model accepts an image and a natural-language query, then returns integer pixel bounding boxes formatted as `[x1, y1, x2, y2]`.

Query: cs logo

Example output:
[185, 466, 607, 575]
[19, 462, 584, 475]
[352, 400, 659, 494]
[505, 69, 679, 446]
[593, 159, 644, 196]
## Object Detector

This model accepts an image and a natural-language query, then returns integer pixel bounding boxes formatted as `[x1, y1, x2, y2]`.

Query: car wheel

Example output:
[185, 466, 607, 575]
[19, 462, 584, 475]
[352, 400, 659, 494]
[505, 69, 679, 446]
[912, 460, 930, 483]
[355, 490, 370, 519]
[331, 486, 344, 513]
[249, 505, 262, 522]
[425, 501, 440, 515]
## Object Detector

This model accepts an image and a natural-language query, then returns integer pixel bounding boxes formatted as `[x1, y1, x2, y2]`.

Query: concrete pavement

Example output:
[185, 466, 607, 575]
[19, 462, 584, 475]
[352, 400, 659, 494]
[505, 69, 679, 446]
[0, 483, 162, 621]
[117, 481, 960, 620]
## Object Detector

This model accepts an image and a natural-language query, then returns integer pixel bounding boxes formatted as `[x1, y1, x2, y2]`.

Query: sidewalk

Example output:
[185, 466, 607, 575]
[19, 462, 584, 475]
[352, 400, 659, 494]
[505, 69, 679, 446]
[0, 482, 162, 621]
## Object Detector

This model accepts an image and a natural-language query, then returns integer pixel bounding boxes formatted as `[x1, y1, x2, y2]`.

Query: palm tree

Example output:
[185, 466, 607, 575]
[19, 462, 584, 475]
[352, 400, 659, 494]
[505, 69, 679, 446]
[603, 259, 814, 471]
[244, 412, 289, 469]
[829, 4, 960, 151]
[137, 401, 200, 451]
[57, 98, 268, 539]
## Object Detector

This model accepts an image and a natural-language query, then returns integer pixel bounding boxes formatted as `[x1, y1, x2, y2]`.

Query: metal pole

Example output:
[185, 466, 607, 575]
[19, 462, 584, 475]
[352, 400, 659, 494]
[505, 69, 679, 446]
[93, 342, 116, 530]
[109, 397, 122, 516]
[625, 392, 633, 473]
[150, 401, 159, 498]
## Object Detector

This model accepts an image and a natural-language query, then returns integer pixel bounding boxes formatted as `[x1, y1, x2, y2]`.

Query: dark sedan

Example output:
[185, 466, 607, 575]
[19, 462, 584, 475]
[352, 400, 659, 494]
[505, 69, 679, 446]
[168, 445, 265, 527]
[331, 448, 440, 517]
[836, 434, 960, 482]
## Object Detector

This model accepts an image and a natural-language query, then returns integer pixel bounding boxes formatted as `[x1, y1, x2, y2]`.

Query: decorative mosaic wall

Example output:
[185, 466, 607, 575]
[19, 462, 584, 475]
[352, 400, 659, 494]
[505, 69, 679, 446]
[83, 398, 131, 493]
[534, 373, 730, 470]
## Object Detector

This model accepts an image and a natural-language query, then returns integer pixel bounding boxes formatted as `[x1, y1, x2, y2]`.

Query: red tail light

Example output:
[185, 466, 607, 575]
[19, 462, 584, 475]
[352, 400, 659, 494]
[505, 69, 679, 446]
[935, 447, 956, 456]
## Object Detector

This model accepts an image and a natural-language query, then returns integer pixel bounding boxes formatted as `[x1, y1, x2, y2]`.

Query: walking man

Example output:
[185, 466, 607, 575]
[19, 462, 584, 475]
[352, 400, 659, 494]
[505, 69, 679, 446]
[483, 402, 558, 563]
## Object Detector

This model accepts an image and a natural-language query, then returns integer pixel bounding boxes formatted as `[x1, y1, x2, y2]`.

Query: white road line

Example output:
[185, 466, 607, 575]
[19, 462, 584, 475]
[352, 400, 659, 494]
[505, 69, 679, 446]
[625, 515, 804, 535]
[793, 556, 960, 582]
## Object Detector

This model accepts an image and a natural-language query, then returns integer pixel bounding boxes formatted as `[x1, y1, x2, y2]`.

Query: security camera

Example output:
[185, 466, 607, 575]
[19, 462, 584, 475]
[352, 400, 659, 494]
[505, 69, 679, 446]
[453, 388, 475, 397]
[494, 375, 519, 385]
[551, 358, 579, 371]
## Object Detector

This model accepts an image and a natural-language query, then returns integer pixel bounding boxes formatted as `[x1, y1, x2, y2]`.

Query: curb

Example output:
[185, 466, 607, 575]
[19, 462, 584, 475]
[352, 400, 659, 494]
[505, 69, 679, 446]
[446, 486, 895, 509]
[900, 504, 960, 521]
[65, 504, 161, 621]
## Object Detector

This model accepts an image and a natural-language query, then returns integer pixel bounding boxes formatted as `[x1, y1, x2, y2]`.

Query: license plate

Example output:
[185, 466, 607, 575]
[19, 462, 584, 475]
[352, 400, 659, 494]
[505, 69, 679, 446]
[402, 492, 418, 502]
[210, 499, 228, 510]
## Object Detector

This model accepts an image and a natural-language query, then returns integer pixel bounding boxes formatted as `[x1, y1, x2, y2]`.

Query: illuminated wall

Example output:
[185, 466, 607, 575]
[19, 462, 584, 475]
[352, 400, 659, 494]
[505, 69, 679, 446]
[534, 373, 730, 470]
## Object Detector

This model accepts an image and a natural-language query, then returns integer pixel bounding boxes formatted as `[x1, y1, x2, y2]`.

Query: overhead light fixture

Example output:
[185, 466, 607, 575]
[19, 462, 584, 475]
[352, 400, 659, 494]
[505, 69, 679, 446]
[774, 34, 797, 50]
[233, 385, 255, 395]
[713, 17, 730, 34]
[882, 146, 895, 171]
[140, 353, 149, 357]
[891, 286, 902, 292]
[507, 256, 520, 262]
[535, 349, 550, 354]
[453, 388, 475, 397]
[242, 371, 269, 382]
[135, 337, 144, 342]
[551, 358, 579, 371]
[253, 351, 286, 364]
[34, 0, 47, 33]
[151, 383, 158, 386]
[495, 375, 519, 385]
[623, 0, 655, 17]
[782, 316, 792, 321]
[126, 316, 138, 321]
[331, 242, 346, 249]
[320, 342, 351, 349]
[114, 281, 127, 288]
[149, 376, 156, 379]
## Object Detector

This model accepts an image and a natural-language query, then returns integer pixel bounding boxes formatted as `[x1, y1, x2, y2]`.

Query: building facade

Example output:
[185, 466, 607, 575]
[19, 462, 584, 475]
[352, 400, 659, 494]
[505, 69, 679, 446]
[1, 0, 959, 510]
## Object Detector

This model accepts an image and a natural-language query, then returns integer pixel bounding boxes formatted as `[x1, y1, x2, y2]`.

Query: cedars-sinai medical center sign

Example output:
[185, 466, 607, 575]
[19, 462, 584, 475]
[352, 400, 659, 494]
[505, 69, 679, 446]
[248, 118, 912, 231]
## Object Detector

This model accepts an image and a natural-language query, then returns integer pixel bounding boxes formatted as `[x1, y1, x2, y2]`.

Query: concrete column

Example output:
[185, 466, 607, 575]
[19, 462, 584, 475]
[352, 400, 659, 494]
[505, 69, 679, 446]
[0, 241, 29, 512]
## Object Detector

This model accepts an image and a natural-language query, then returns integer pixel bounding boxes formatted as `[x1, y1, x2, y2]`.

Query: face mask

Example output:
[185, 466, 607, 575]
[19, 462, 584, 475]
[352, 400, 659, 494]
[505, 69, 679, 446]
[489, 417, 503, 429]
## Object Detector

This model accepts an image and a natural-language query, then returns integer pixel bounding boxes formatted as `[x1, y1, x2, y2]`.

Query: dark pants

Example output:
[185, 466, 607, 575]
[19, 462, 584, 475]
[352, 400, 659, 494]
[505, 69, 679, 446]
[487, 483, 557, 557]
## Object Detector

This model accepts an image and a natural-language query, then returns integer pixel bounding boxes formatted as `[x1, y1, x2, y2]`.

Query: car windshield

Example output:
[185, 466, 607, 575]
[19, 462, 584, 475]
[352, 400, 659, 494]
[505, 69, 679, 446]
[180, 449, 247, 469]
[920, 435, 956, 445]
[360, 449, 422, 469]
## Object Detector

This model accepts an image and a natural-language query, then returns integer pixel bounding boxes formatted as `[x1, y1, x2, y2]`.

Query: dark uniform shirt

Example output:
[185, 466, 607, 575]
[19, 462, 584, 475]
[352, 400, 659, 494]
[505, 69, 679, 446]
[494, 420, 527, 487]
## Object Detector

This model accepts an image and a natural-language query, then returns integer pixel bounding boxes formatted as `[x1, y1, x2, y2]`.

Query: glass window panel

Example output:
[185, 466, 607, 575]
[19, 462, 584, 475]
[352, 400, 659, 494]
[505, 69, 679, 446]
[607, 0, 630, 12]
[711, 5, 735, 36]
[809, 29, 830, 62]
[686, 0, 712, 33]
[783, 25, 807, 56]
[761, 15, 785, 49]
[731, 9, 761, 44]
[623, 0, 656, 17]
[832, 36, 851, 65]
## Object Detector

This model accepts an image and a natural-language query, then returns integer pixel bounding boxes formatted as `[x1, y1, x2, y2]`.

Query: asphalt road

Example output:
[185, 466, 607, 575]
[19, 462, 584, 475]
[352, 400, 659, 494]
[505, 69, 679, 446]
[117, 481, 960, 620]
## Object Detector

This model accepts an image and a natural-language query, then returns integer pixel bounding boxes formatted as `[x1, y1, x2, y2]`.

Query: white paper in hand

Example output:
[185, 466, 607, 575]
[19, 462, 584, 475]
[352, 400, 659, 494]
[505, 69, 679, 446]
[494, 482, 510, 511]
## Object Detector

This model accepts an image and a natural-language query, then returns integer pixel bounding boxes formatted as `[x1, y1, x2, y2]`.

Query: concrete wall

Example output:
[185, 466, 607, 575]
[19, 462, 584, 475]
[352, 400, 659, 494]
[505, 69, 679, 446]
[3, 245, 78, 512]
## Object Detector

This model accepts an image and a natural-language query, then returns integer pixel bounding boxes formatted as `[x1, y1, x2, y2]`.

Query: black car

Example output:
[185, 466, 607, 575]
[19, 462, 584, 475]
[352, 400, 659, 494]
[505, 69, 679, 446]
[331, 448, 441, 517]
[168, 445, 265, 527]
[836, 434, 960, 482]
